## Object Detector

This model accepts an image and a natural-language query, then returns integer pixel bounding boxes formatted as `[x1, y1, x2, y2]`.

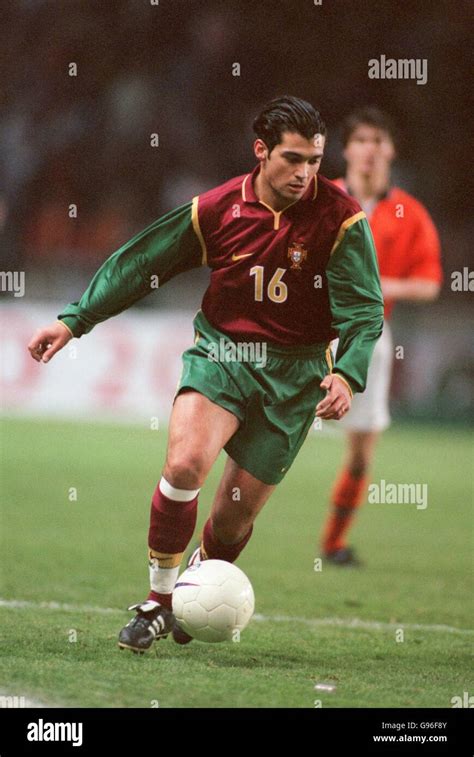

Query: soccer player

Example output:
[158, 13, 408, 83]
[320, 107, 442, 566]
[28, 96, 384, 652]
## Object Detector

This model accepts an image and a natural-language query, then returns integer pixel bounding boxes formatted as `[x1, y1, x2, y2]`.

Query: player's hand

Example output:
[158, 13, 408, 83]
[316, 374, 352, 420]
[27, 321, 72, 363]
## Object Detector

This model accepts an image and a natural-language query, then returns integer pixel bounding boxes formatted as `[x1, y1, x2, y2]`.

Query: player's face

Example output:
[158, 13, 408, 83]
[344, 124, 395, 176]
[254, 131, 325, 204]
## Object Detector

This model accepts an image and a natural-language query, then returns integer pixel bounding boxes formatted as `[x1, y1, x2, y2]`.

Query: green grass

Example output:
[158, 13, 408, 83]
[1, 418, 472, 708]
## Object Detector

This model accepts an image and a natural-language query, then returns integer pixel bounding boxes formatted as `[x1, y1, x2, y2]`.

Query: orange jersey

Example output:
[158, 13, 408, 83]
[333, 179, 442, 319]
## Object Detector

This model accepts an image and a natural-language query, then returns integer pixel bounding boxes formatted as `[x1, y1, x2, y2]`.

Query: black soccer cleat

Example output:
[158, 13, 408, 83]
[118, 600, 175, 653]
[324, 546, 363, 567]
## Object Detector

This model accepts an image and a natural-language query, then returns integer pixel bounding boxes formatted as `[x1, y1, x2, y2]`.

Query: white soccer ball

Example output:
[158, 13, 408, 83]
[172, 559, 255, 643]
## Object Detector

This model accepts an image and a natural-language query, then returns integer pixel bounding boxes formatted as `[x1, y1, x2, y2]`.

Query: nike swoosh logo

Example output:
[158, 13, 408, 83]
[231, 253, 254, 261]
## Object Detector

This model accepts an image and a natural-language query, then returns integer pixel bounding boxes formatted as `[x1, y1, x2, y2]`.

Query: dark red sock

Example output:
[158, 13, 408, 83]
[148, 483, 198, 554]
[202, 518, 253, 563]
[146, 482, 198, 608]
[148, 590, 173, 609]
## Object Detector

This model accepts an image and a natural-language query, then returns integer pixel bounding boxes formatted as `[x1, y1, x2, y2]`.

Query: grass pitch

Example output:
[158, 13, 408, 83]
[1, 417, 472, 708]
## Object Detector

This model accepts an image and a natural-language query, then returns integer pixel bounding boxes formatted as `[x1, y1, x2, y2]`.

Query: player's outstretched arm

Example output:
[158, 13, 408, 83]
[28, 320, 73, 363]
[51, 200, 204, 341]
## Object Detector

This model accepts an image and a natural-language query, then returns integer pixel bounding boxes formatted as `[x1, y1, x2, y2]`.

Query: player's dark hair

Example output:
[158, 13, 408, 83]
[342, 107, 397, 146]
[253, 96, 326, 155]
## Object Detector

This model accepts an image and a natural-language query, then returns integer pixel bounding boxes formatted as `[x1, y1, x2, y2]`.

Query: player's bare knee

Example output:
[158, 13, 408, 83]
[164, 453, 208, 489]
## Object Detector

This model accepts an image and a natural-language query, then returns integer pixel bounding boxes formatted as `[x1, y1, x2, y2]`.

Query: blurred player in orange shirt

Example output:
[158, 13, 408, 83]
[321, 107, 442, 565]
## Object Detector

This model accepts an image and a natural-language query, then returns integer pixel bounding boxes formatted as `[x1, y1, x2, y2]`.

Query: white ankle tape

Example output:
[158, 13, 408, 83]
[159, 476, 200, 502]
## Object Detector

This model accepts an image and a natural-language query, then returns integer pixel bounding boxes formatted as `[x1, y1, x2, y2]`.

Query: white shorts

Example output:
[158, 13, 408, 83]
[331, 322, 393, 432]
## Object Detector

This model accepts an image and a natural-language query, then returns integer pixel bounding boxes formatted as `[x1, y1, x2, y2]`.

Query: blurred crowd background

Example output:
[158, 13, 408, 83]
[1, 0, 472, 422]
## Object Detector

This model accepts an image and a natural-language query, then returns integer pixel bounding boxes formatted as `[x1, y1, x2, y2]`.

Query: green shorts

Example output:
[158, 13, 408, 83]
[174, 310, 333, 485]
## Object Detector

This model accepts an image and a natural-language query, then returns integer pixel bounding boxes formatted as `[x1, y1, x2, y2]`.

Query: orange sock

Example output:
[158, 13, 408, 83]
[321, 468, 368, 553]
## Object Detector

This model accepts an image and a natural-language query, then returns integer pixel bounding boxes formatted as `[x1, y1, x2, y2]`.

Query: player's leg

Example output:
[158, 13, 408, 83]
[321, 430, 379, 564]
[171, 455, 275, 645]
[163, 388, 241, 488]
[118, 390, 240, 652]
[196, 455, 276, 563]
[321, 323, 393, 565]
[148, 389, 240, 604]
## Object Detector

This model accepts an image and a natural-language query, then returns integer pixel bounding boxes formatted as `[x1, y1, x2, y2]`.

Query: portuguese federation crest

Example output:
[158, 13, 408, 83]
[288, 242, 308, 270]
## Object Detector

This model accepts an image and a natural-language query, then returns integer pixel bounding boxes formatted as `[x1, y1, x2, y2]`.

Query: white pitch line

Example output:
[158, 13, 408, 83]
[252, 614, 474, 636]
[0, 598, 119, 615]
[0, 597, 472, 637]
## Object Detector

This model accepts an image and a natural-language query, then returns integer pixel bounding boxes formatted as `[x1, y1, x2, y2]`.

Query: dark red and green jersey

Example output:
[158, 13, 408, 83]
[58, 164, 383, 393]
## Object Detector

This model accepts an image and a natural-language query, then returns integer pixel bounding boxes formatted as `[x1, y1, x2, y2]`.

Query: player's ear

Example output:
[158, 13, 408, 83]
[254, 138, 268, 162]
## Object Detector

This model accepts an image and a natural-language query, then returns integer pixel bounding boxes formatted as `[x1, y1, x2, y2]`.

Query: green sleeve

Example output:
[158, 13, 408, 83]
[326, 217, 384, 393]
[57, 200, 203, 337]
